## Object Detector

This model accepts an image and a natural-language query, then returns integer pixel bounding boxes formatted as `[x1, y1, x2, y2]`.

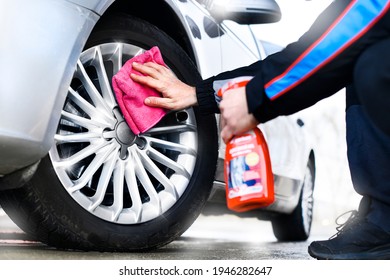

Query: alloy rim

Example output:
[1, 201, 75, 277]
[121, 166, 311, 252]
[49, 43, 198, 224]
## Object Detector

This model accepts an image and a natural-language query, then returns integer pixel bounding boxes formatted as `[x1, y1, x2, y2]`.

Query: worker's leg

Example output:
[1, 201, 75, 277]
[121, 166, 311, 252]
[346, 85, 390, 232]
[308, 38, 390, 259]
[347, 37, 390, 232]
[354, 37, 390, 137]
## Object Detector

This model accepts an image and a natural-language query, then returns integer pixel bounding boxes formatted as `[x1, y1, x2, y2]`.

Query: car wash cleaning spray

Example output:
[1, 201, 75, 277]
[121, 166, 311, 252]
[218, 78, 274, 212]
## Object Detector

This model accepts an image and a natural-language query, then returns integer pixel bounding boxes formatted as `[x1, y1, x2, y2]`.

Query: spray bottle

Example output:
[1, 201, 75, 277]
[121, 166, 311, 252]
[218, 78, 274, 212]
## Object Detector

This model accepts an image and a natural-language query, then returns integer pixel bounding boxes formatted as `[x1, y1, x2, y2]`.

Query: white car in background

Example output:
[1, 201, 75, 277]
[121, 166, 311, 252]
[0, 0, 315, 251]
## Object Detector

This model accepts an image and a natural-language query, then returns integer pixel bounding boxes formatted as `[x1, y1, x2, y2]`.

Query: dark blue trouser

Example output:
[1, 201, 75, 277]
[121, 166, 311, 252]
[346, 38, 390, 232]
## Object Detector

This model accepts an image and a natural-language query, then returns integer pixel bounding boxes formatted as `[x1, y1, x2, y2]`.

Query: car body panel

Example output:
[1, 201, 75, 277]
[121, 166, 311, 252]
[165, 0, 224, 79]
[0, 0, 99, 175]
[65, 0, 114, 15]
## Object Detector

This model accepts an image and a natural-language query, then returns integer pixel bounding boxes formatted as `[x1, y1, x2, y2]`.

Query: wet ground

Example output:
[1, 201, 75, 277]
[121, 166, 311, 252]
[0, 208, 332, 260]
[2, 208, 387, 280]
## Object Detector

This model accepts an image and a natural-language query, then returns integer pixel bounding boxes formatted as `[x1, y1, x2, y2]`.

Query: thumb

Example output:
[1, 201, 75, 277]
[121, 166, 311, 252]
[221, 125, 233, 144]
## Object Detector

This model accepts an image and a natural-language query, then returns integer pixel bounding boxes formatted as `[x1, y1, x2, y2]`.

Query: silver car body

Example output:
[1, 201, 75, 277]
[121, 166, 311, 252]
[0, 0, 312, 213]
[0, 0, 100, 174]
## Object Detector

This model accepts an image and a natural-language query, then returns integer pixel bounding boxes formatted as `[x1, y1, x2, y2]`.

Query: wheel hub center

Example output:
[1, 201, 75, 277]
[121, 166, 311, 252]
[116, 121, 136, 145]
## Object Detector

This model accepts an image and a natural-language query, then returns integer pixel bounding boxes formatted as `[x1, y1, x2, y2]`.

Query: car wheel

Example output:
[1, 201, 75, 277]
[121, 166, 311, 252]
[0, 15, 218, 251]
[271, 155, 315, 241]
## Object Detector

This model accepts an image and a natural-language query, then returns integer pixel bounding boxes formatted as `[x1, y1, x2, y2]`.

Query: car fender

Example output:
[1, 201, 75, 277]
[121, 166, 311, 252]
[65, 0, 114, 15]
[0, 0, 99, 175]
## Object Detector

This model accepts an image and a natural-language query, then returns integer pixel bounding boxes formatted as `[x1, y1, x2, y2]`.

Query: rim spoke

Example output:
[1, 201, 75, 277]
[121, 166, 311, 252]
[125, 150, 143, 222]
[61, 110, 110, 129]
[54, 132, 102, 143]
[111, 43, 123, 75]
[68, 144, 117, 193]
[76, 60, 113, 115]
[92, 46, 116, 108]
[110, 159, 125, 221]
[89, 148, 119, 211]
[68, 88, 116, 127]
[133, 150, 161, 216]
[146, 136, 197, 156]
[147, 146, 191, 179]
[146, 124, 196, 135]
[53, 140, 109, 168]
[53, 142, 107, 168]
[138, 149, 178, 199]
[68, 87, 98, 116]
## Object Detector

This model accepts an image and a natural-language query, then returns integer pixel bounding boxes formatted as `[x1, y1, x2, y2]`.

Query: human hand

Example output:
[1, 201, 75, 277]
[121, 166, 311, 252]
[219, 86, 259, 143]
[130, 62, 197, 110]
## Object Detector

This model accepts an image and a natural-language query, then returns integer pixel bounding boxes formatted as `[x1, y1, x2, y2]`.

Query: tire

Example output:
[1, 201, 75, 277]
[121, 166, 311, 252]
[0, 15, 218, 251]
[271, 155, 315, 241]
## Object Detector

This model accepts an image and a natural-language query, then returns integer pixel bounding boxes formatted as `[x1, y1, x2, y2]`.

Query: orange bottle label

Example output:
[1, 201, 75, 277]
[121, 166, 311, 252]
[224, 129, 274, 212]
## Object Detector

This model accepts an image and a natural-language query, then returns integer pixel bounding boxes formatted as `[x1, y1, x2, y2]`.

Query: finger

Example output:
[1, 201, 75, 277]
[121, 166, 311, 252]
[221, 126, 234, 144]
[132, 62, 161, 78]
[142, 62, 169, 74]
[130, 73, 164, 94]
[130, 73, 156, 87]
[137, 62, 171, 78]
[144, 96, 173, 110]
[219, 116, 228, 143]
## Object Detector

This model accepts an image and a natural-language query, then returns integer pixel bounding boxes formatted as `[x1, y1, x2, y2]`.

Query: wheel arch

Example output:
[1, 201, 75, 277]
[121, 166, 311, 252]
[99, 0, 197, 64]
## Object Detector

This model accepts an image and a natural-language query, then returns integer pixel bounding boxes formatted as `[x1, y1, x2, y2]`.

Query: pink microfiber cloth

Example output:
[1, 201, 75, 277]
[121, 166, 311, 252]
[112, 46, 168, 135]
